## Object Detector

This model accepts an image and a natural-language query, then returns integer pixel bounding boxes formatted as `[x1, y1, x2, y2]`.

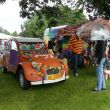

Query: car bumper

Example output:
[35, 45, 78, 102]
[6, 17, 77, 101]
[30, 74, 69, 85]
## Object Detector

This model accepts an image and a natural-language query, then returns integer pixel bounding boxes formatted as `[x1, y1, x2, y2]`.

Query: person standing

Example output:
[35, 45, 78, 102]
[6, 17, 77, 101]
[93, 40, 107, 92]
[68, 34, 83, 76]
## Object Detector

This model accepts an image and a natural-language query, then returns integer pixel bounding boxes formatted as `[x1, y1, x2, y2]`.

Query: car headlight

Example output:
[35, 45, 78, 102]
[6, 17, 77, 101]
[61, 65, 64, 69]
[32, 61, 41, 71]
[32, 61, 38, 68]
[62, 58, 67, 64]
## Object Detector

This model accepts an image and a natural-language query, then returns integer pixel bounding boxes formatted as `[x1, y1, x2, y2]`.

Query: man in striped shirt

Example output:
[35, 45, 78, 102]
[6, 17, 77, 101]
[68, 34, 83, 76]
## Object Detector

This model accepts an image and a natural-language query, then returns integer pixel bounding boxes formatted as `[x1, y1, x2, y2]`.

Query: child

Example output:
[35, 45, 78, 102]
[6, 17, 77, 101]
[104, 60, 110, 80]
[104, 70, 110, 80]
[104, 42, 110, 80]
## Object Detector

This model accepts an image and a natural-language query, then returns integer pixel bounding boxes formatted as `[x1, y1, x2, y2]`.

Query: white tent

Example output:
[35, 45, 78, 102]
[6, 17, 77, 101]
[0, 33, 14, 39]
[0, 33, 14, 53]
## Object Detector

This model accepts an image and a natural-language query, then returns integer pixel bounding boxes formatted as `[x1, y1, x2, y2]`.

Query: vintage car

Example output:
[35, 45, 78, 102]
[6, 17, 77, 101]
[2, 37, 69, 89]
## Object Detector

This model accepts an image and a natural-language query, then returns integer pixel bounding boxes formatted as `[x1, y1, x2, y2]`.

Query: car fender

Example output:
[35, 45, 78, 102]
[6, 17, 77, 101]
[18, 62, 39, 81]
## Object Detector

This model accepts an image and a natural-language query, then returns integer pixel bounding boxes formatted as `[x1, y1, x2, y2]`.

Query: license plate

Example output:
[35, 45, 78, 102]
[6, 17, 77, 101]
[48, 74, 61, 80]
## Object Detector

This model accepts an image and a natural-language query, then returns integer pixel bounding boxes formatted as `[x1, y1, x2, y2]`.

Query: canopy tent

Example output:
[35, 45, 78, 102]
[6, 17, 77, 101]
[76, 18, 110, 41]
[0, 33, 14, 39]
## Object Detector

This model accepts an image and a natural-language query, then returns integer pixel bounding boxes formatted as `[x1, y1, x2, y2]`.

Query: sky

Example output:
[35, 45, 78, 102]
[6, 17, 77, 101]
[0, 0, 26, 33]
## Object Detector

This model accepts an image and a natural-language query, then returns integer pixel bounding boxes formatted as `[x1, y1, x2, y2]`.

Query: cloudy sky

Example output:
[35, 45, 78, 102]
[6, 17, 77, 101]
[0, 0, 26, 33]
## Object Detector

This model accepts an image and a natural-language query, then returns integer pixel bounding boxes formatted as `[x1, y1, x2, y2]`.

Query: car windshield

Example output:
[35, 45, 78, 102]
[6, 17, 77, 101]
[18, 42, 48, 54]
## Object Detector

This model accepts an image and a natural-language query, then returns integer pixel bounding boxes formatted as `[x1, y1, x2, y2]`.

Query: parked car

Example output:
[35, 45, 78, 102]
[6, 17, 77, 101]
[2, 37, 69, 89]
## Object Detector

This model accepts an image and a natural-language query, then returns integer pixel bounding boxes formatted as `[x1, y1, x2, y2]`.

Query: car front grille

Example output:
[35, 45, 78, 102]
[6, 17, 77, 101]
[46, 67, 59, 75]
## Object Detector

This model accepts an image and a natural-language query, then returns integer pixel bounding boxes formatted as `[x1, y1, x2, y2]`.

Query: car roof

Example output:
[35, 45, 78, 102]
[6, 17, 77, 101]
[10, 37, 43, 43]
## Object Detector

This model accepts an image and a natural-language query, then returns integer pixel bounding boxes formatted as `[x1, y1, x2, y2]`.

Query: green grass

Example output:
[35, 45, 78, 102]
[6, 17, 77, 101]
[0, 66, 110, 110]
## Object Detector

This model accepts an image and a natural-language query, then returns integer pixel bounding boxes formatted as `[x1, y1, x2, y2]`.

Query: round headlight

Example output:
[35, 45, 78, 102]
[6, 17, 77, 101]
[32, 61, 38, 68]
[62, 58, 67, 64]
[61, 65, 64, 69]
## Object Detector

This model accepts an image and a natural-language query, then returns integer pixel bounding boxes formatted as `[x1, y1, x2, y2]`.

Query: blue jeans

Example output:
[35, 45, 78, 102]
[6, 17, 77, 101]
[71, 54, 81, 75]
[96, 58, 106, 90]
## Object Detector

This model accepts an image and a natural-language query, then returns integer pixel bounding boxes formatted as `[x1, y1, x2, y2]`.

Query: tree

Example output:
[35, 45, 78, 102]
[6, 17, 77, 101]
[0, 26, 19, 36]
[0, 0, 6, 3]
[57, 6, 86, 25]
[0, 26, 4, 33]
[21, 6, 87, 38]
[11, 31, 18, 36]
[0, 0, 74, 18]
[19, 0, 62, 18]
[20, 15, 48, 38]
[0, 26, 10, 35]
[1, 0, 110, 19]
[76, 0, 110, 19]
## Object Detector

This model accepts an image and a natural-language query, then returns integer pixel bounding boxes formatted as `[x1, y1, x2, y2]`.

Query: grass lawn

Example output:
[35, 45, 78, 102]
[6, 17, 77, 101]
[0, 66, 110, 110]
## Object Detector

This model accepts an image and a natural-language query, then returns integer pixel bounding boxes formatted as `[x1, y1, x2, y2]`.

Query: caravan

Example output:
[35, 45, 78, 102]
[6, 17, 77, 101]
[0, 33, 14, 54]
[43, 25, 79, 57]
[0, 33, 14, 67]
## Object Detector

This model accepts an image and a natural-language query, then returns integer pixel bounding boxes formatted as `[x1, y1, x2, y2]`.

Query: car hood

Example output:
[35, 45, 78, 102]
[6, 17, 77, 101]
[32, 55, 62, 67]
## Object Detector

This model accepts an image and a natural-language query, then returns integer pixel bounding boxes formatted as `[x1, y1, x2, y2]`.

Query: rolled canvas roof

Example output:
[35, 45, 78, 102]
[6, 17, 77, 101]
[11, 37, 43, 43]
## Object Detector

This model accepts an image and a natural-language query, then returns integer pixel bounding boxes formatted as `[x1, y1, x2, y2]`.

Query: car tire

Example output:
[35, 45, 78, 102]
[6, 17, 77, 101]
[19, 69, 30, 90]
[2, 67, 7, 73]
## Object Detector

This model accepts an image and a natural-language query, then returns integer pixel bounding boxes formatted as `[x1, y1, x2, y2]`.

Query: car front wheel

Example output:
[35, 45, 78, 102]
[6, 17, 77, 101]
[19, 69, 30, 90]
